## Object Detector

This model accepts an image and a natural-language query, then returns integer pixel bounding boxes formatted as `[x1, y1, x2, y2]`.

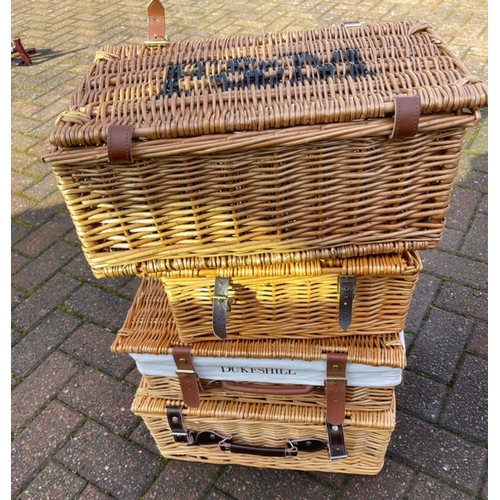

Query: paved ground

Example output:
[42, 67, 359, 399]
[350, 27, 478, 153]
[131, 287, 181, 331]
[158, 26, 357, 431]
[11, 0, 488, 498]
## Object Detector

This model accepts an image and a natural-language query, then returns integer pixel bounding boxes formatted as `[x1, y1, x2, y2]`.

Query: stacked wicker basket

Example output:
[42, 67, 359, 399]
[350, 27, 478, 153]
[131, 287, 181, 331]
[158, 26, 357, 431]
[43, 0, 487, 475]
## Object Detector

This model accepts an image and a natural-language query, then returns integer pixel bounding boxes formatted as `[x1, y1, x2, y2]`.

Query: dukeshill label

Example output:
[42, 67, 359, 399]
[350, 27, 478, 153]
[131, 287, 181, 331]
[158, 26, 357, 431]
[220, 366, 297, 375]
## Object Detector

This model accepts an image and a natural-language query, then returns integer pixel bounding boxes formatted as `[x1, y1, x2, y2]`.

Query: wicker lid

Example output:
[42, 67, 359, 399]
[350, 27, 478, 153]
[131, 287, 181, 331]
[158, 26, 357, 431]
[49, 19, 487, 149]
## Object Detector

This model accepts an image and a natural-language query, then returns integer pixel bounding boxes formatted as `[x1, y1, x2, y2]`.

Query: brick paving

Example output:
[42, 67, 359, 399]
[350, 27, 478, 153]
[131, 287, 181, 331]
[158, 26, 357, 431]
[11, 0, 488, 498]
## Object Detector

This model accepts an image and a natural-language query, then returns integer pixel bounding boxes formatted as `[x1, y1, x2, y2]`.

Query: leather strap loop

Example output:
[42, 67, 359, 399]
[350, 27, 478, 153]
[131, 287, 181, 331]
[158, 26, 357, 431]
[166, 407, 195, 444]
[172, 347, 201, 407]
[325, 353, 347, 426]
[326, 423, 348, 459]
[390, 95, 421, 138]
[107, 125, 133, 164]
[146, 0, 167, 44]
[212, 277, 230, 339]
[338, 276, 355, 331]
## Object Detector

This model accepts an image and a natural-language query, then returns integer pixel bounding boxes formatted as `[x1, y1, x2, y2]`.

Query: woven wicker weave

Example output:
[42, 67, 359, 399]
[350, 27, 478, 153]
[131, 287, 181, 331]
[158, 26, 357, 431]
[160, 250, 421, 340]
[42, 17, 487, 278]
[112, 276, 407, 366]
[132, 379, 396, 474]
[140, 376, 396, 412]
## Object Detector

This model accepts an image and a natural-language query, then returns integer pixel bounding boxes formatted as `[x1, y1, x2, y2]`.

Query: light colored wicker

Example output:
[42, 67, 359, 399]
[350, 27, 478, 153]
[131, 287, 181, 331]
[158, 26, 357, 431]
[112, 276, 407, 366]
[42, 18, 487, 279]
[132, 378, 396, 474]
[159, 250, 421, 340]
[141, 375, 396, 412]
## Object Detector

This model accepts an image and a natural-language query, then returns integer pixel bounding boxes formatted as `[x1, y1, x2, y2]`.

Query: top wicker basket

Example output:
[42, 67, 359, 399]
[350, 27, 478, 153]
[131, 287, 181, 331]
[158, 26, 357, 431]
[43, 1, 487, 278]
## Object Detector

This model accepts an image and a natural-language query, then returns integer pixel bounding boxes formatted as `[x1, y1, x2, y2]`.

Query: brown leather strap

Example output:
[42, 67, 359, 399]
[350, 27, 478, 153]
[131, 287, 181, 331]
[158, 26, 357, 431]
[166, 407, 194, 444]
[325, 353, 347, 425]
[172, 347, 201, 407]
[326, 423, 348, 459]
[146, 0, 167, 44]
[219, 381, 315, 395]
[391, 95, 421, 138]
[212, 277, 230, 340]
[107, 125, 133, 164]
[338, 276, 355, 331]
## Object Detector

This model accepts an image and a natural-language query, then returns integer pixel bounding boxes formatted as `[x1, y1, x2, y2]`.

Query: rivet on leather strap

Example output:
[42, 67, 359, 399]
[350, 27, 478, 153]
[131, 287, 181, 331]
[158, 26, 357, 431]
[338, 276, 355, 331]
[107, 125, 134, 164]
[212, 277, 230, 340]
[390, 95, 421, 138]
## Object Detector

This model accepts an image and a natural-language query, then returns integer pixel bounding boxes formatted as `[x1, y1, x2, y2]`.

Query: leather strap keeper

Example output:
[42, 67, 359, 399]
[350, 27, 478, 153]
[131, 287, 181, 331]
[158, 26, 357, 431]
[338, 276, 355, 331]
[172, 347, 201, 407]
[390, 95, 421, 138]
[107, 125, 134, 164]
[212, 277, 230, 340]
[146, 0, 167, 44]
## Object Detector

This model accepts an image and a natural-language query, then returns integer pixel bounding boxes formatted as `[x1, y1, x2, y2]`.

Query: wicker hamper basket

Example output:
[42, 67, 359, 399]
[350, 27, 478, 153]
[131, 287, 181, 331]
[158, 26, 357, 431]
[112, 277, 406, 413]
[158, 249, 421, 340]
[42, 1, 487, 279]
[132, 378, 396, 474]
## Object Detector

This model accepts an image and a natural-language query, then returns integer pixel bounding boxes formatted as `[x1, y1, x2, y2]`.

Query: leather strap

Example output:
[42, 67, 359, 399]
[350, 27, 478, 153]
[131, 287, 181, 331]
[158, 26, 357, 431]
[326, 423, 348, 459]
[390, 95, 421, 138]
[146, 0, 167, 44]
[324, 355, 348, 459]
[325, 353, 347, 426]
[338, 276, 355, 331]
[166, 407, 195, 444]
[212, 277, 230, 340]
[107, 125, 134, 164]
[172, 347, 201, 407]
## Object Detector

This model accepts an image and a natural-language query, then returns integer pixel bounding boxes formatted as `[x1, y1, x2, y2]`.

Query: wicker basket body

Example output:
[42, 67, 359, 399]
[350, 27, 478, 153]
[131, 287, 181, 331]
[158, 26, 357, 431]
[112, 277, 407, 408]
[43, 20, 487, 279]
[132, 380, 396, 474]
[159, 250, 421, 341]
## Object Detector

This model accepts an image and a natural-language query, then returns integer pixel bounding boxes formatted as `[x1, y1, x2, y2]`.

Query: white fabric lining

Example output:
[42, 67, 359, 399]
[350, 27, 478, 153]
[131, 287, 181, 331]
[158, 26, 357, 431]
[130, 331, 406, 388]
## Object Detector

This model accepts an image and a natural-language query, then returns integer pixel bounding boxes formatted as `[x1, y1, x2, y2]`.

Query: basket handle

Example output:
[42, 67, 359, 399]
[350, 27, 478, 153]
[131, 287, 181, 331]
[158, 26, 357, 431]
[219, 381, 316, 395]
[167, 407, 347, 459]
[219, 437, 326, 457]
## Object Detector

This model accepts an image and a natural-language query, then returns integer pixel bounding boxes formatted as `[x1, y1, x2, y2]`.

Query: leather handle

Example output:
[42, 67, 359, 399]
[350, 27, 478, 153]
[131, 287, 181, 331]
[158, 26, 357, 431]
[219, 438, 326, 457]
[219, 381, 316, 395]
[220, 441, 297, 457]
